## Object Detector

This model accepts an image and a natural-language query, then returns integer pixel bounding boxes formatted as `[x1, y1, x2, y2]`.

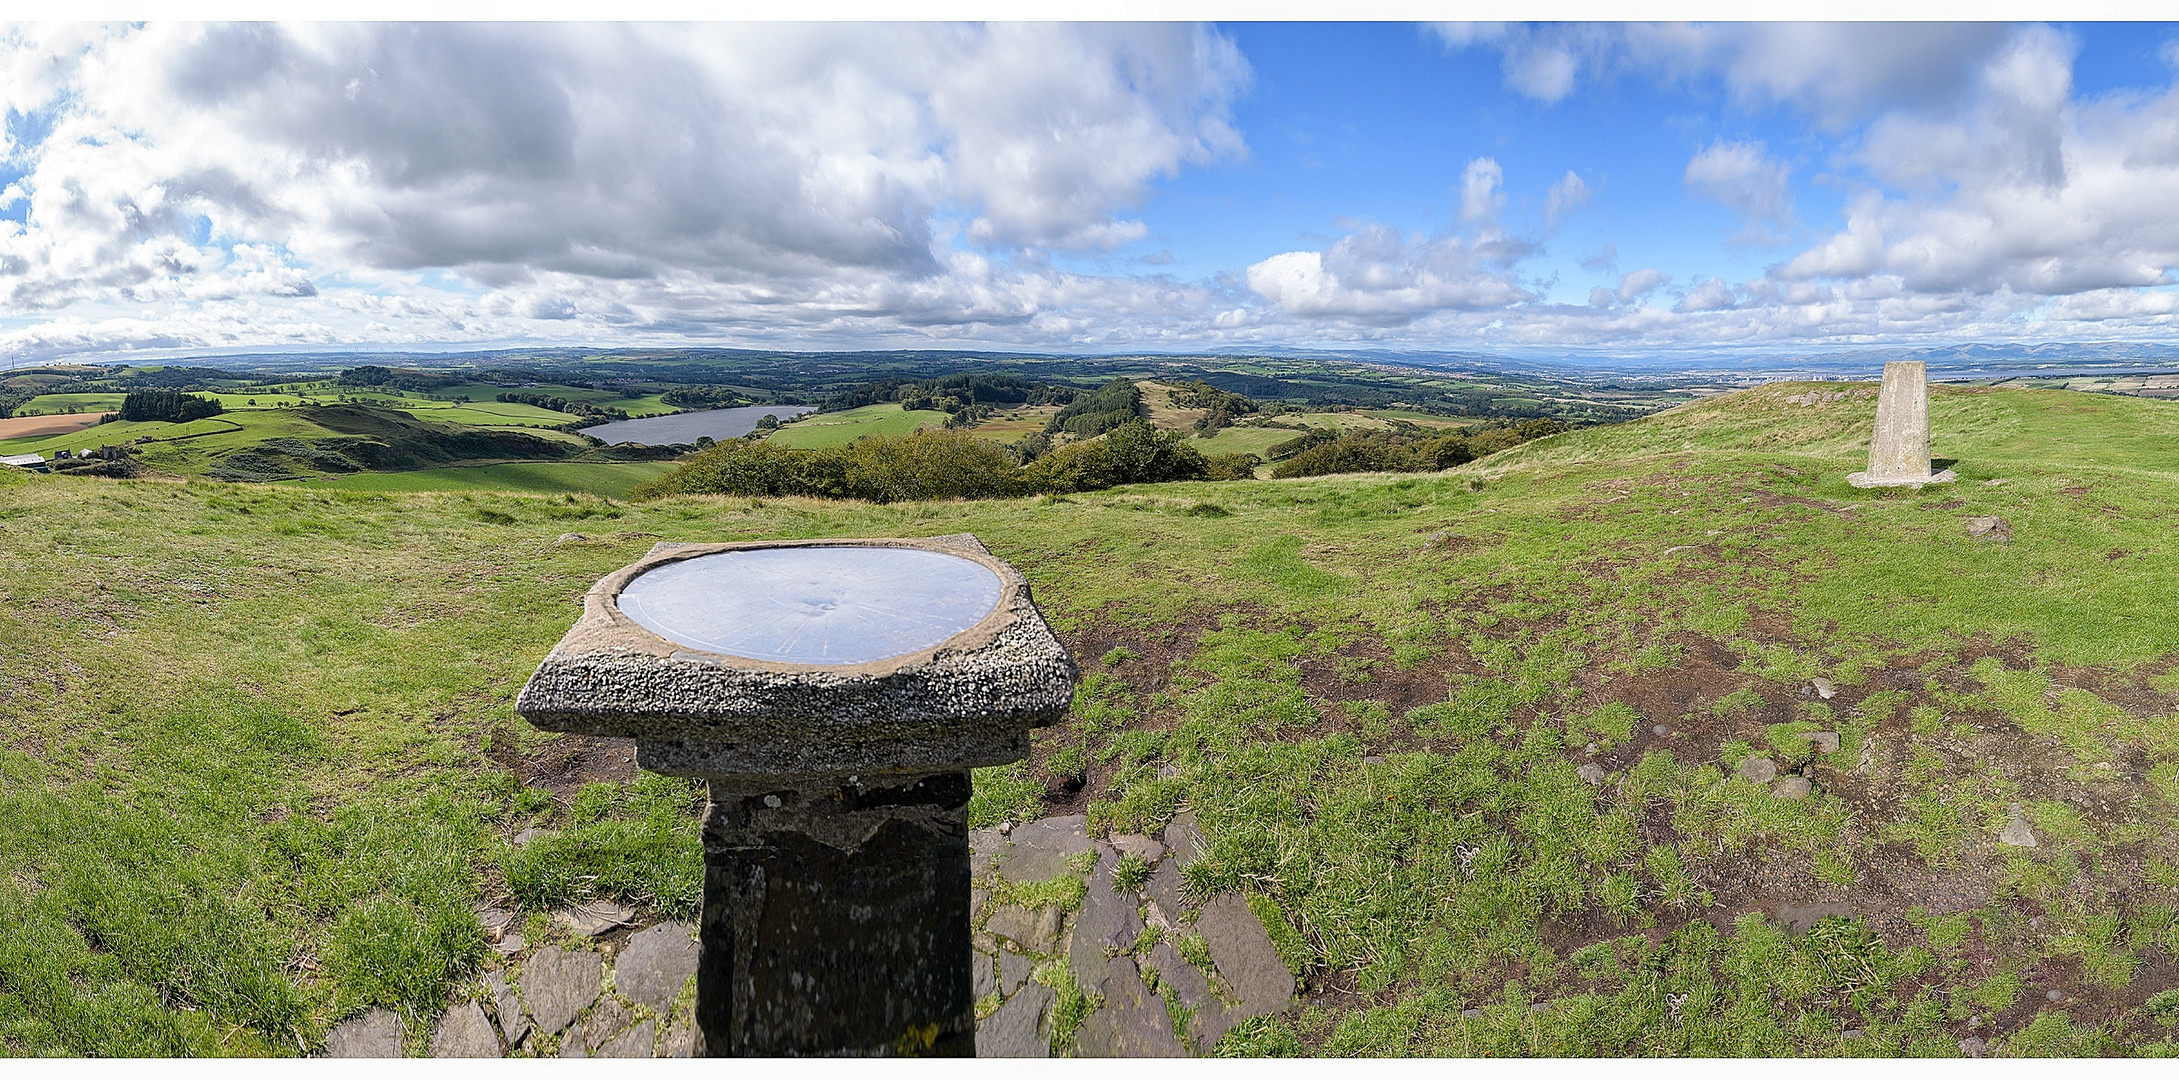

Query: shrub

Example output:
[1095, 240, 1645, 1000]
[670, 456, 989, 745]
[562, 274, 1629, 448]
[1203, 453, 1260, 481]
[835, 430, 1032, 502]
[1023, 420, 1208, 492]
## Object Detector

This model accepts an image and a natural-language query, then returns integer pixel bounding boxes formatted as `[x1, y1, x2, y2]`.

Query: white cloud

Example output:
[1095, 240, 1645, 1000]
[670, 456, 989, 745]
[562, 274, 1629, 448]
[0, 22, 1251, 356]
[1544, 170, 1589, 230]
[1460, 157, 1503, 226]
[1673, 277, 1737, 313]
[1616, 268, 1670, 303]
[1435, 21, 2016, 127]
[1244, 224, 1532, 325]
[1683, 140, 1794, 230]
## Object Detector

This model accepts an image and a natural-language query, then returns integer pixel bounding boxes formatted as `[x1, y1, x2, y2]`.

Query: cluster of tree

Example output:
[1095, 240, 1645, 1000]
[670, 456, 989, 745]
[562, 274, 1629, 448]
[820, 374, 1080, 416]
[1268, 418, 1568, 479]
[1045, 377, 1142, 438]
[660, 386, 748, 409]
[1168, 379, 1260, 435]
[632, 420, 1255, 503]
[335, 365, 466, 392]
[118, 389, 224, 423]
[495, 391, 629, 420]
[0, 391, 29, 419]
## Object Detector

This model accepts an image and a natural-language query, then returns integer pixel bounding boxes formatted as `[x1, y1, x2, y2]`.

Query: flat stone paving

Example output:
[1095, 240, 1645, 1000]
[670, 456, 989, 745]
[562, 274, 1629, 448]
[972, 810, 1300, 1057]
[333, 808, 1296, 1059]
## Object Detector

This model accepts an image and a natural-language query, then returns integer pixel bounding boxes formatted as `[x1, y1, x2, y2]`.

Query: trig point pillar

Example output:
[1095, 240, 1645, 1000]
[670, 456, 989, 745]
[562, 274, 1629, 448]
[516, 535, 1075, 1056]
[1848, 360, 1957, 488]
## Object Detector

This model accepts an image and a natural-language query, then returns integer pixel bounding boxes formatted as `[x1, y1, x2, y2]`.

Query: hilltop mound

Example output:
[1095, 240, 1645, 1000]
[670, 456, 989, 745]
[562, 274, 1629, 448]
[5, 383, 2179, 1056]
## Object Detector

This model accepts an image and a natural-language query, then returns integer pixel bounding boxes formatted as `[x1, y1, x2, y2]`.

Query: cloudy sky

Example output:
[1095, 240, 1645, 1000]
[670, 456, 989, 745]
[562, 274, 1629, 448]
[6, 20, 2179, 365]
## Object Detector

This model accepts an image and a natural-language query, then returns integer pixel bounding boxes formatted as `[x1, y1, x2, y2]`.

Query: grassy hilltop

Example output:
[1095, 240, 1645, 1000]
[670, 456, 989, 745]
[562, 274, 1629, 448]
[4, 382, 2179, 1056]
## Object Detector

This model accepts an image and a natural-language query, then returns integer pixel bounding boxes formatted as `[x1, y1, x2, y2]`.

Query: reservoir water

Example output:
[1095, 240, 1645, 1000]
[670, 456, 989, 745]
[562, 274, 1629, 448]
[578, 404, 817, 447]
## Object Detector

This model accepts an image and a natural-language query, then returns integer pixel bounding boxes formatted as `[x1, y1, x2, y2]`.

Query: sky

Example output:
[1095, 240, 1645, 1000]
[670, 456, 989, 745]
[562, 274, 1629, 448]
[6, 20, 2179, 366]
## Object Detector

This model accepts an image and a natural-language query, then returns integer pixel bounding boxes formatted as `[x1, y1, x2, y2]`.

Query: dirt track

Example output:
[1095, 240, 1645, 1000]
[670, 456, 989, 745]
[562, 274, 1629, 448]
[0, 412, 106, 439]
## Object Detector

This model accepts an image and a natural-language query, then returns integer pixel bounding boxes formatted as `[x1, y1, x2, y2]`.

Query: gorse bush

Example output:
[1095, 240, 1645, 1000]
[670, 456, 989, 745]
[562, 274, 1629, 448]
[633, 420, 1213, 502]
[1271, 418, 1566, 479]
[1020, 420, 1210, 492]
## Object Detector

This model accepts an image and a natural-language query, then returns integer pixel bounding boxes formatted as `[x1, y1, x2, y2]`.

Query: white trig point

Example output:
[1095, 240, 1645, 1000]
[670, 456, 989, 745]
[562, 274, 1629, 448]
[1848, 361, 1957, 488]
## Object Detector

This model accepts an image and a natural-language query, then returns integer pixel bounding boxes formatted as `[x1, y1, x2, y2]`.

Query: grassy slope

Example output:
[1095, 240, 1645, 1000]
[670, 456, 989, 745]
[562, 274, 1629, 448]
[764, 402, 949, 448]
[4, 383, 2179, 1055]
[306, 462, 673, 498]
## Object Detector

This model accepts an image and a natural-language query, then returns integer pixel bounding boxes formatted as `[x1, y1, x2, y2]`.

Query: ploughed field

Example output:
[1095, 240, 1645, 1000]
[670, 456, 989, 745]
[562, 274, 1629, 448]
[5, 382, 2179, 1055]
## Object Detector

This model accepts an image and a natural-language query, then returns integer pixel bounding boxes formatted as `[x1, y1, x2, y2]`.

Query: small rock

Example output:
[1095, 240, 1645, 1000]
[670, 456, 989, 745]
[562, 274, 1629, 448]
[995, 814, 1092, 882]
[1069, 846, 1146, 991]
[1737, 755, 1779, 785]
[326, 1008, 404, 1057]
[1960, 1035, 1988, 1058]
[1772, 776, 1813, 800]
[1163, 812, 1205, 866]
[474, 903, 516, 935]
[1155, 763, 1181, 781]
[1810, 731, 1841, 755]
[1965, 515, 2012, 543]
[485, 969, 531, 1047]
[1810, 677, 1837, 700]
[553, 533, 590, 546]
[1584, 743, 1598, 755]
[1144, 859, 1193, 923]
[1195, 894, 1295, 1018]
[1776, 902, 1854, 934]
[521, 946, 603, 1036]
[658, 1021, 699, 1058]
[1110, 834, 1166, 863]
[1461, 1009, 1484, 1020]
[511, 827, 552, 848]
[976, 983, 1053, 1058]
[1576, 763, 1608, 787]
[494, 932, 527, 957]
[987, 904, 1063, 955]
[1073, 957, 1185, 1057]
[2047, 988, 2064, 1002]
[614, 921, 698, 1014]
[2000, 805, 2039, 848]
[430, 1002, 501, 1058]
[596, 1019, 653, 1058]
[973, 953, 998, 999]
[1856, 741, 1875, 773]
[1420, 530, 1451, 549]
[583, 996, 633, 1052]
[999, 950, 1036, 995]
[1653, 725, 1669, 737]
[1143, 941, 1227, 1053]
[1983, 478, 2007, 486]
[552, 900, 635, 937]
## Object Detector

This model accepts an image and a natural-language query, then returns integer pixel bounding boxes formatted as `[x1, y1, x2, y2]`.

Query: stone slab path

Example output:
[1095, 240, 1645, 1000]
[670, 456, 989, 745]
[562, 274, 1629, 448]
[970, 810, 1300, 1057]
[320, 810, 1294, 1058]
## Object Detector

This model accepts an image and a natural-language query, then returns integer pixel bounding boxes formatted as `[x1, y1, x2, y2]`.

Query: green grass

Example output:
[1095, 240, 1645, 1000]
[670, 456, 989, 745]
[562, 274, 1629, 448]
[306, 462, 673, 498]
[764, 403, 949, 448]
[8, 382, 2179, 1055]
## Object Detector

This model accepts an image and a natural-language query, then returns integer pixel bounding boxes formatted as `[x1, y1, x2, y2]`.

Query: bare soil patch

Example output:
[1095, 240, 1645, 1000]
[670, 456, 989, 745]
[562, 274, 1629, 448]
[0, 412, 105, 439]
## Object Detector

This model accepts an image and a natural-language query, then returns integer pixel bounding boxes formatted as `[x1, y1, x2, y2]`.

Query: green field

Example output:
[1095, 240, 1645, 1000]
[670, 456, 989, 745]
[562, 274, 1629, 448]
[307, 461, 673, 498]
[9, 383, 2179, 1055]
[764, 402, 949, 448]
[1191, 411, 1403, 459]
[13, 392, 125, 414]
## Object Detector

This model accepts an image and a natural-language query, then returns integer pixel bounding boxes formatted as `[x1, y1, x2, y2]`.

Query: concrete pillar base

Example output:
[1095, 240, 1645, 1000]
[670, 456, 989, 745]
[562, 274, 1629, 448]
[1846, 468, 1957, 488]
[695, 771, 975, 1057]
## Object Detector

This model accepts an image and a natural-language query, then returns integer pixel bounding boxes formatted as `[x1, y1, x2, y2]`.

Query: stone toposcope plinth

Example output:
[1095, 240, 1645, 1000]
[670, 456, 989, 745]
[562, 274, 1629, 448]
[515, 534, 1076, 1057]
[1848, 360, 1957, 488]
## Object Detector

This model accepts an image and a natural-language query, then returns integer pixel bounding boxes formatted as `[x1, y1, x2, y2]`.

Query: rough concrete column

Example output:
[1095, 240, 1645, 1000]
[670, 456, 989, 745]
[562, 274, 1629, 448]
[516, 534, 1075, 1059]
[696, 773, 974, 1056]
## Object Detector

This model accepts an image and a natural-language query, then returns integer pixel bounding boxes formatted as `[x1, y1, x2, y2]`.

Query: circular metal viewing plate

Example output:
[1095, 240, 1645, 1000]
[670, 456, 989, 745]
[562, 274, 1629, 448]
[613, 545, 1007, 666]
